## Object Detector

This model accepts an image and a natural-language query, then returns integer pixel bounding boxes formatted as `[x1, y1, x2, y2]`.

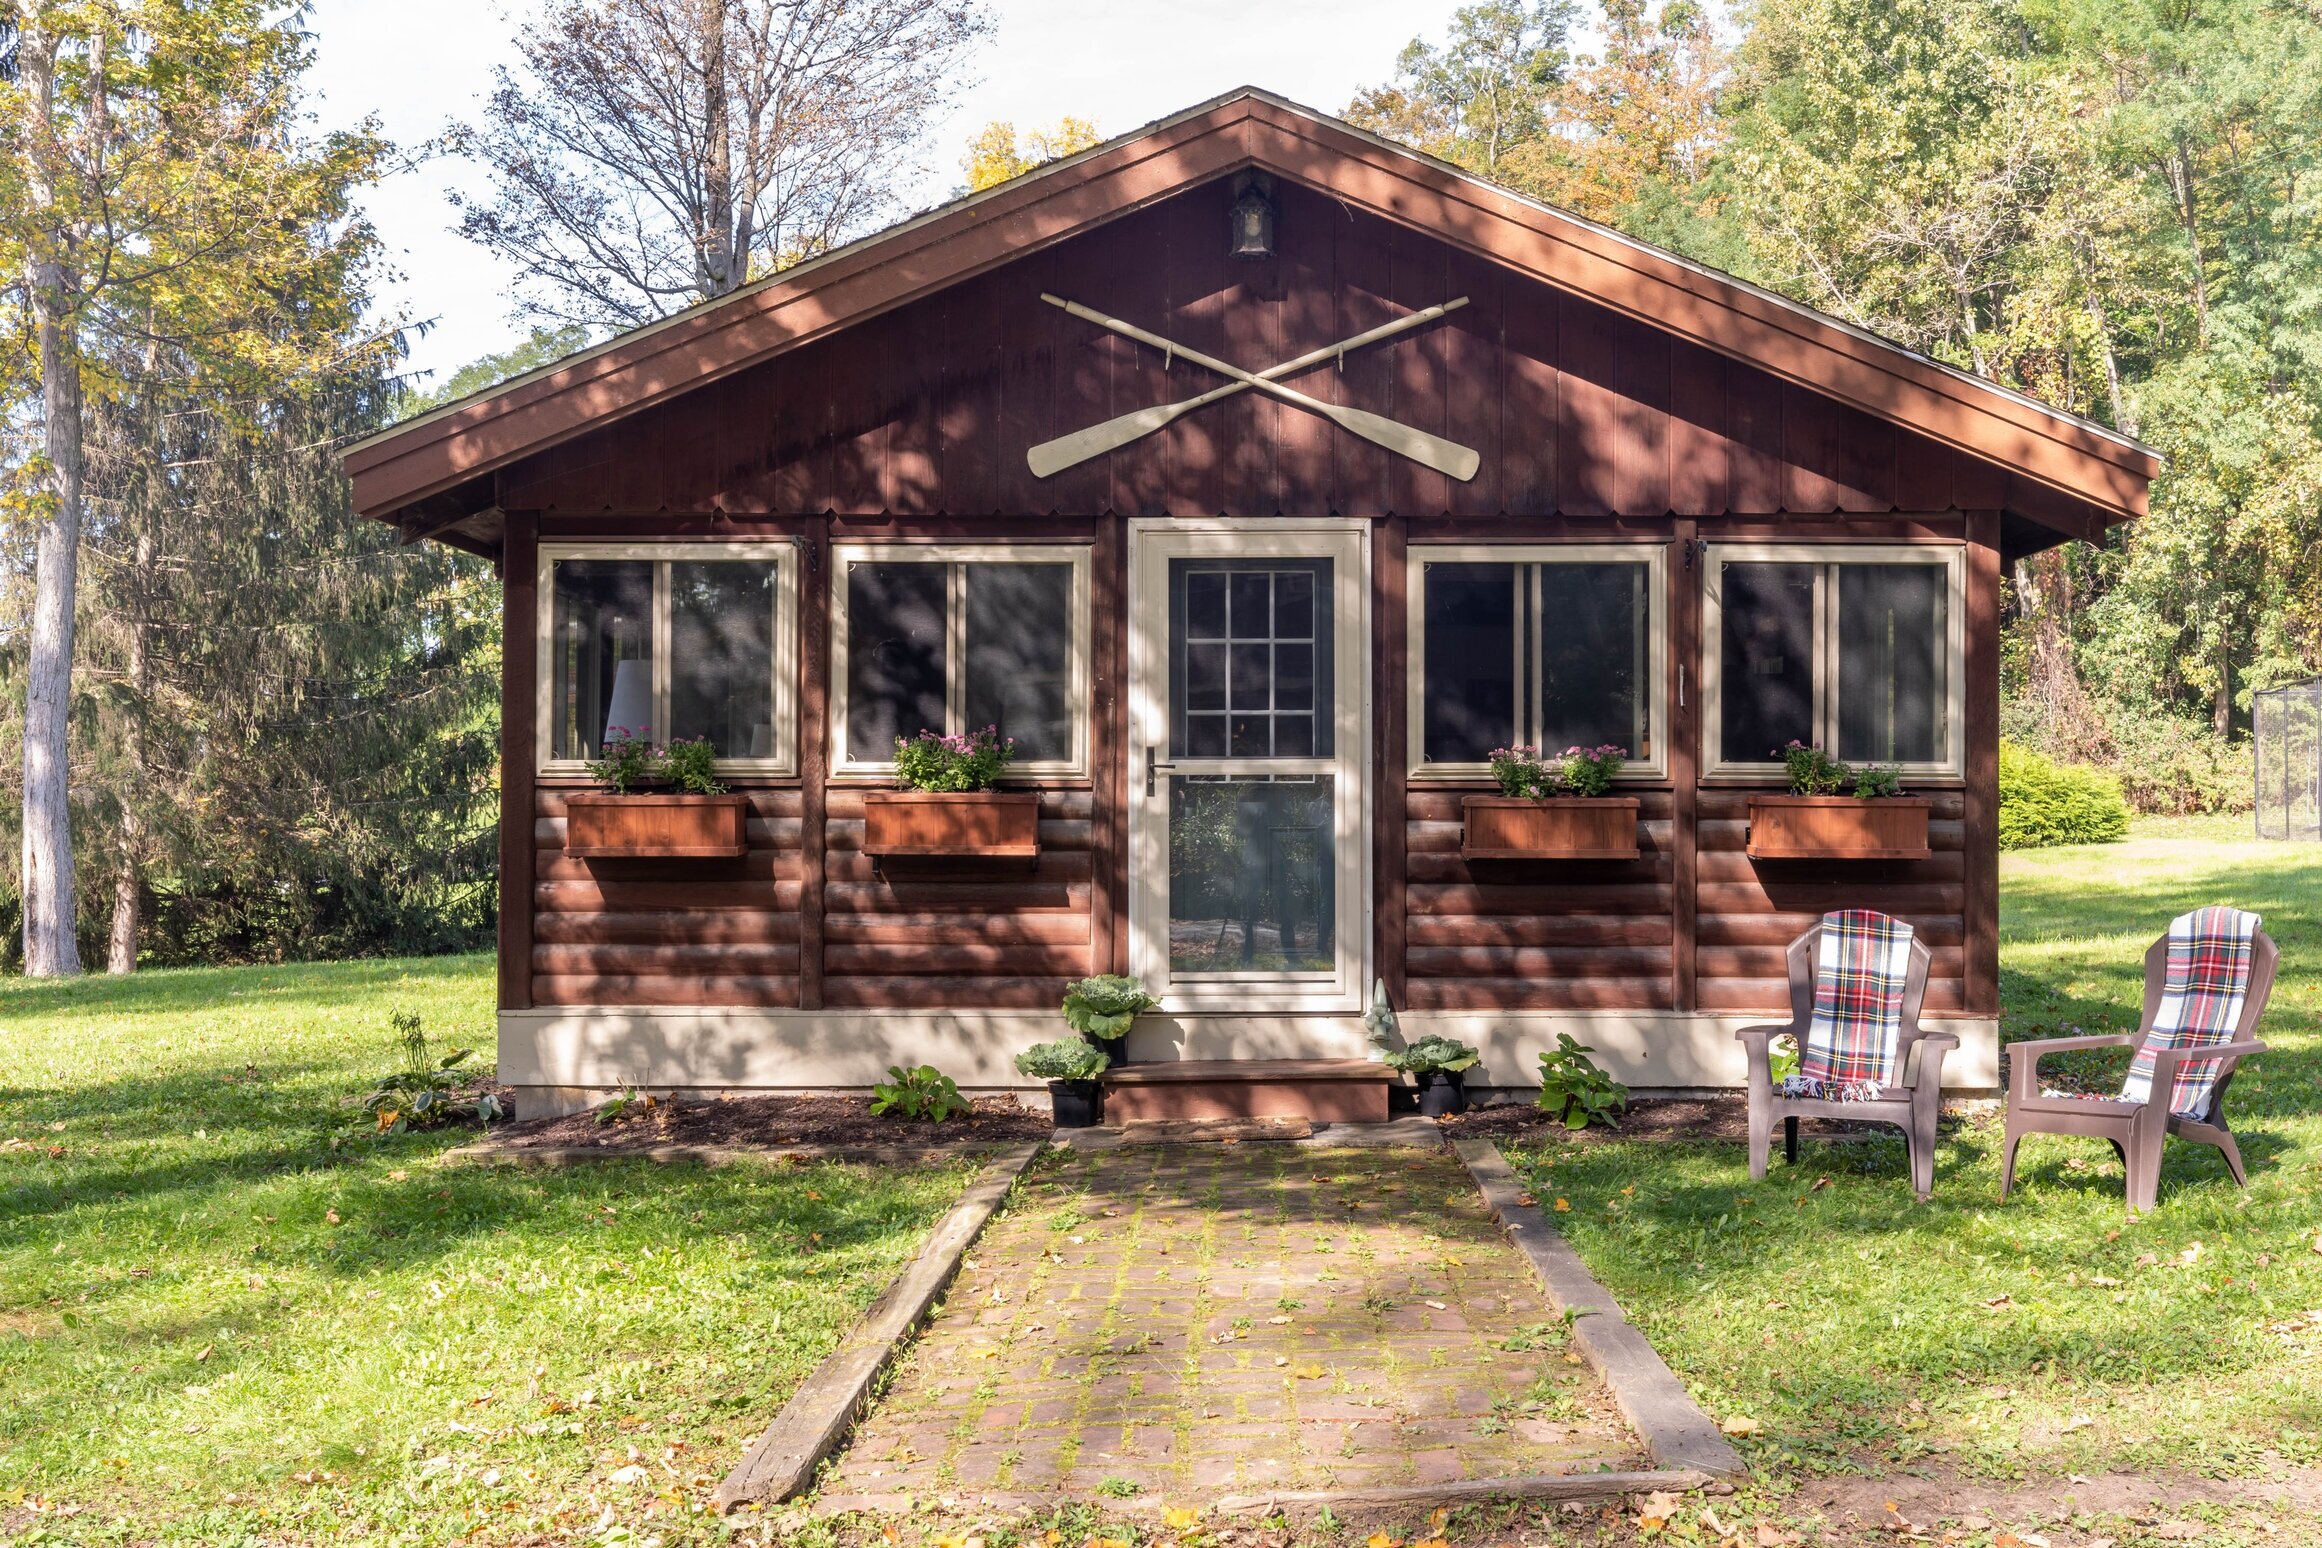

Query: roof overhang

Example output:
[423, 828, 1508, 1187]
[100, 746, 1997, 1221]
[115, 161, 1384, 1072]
[348, 88, 2159, 543]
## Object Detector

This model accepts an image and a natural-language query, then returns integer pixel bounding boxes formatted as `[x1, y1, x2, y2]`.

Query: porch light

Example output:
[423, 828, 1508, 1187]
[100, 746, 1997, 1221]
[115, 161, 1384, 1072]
[1228, 173, 1275, 260]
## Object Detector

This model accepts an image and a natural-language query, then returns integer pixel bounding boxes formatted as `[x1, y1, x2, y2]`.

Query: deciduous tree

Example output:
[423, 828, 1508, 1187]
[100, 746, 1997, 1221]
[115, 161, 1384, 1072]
[451, 0, 991, 329]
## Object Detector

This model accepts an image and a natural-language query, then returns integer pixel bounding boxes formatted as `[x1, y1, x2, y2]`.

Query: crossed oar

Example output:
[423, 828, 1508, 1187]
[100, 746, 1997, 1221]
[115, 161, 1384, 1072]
[1027, 292, 1479, 481]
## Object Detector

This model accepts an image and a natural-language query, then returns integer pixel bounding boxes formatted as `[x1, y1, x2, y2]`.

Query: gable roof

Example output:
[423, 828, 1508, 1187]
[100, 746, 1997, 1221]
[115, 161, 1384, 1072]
[346, 86, 2158, 544]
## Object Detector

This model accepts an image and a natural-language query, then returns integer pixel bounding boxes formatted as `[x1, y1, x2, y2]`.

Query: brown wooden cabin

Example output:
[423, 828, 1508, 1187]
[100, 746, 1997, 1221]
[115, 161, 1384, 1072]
[345, 89, 2157, 1116]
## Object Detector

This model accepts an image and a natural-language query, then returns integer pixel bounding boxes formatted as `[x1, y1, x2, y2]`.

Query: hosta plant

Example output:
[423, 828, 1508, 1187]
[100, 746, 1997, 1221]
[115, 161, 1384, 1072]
[1536, 1033, 1629, 1130]
[1382, 1035, 1480, 1075]
[361, 1011, 493, 1133]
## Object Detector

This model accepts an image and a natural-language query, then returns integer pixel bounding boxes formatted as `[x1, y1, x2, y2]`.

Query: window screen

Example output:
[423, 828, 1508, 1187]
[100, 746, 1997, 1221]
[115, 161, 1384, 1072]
[1170, 560, 1332, 759]
[670, 560, 779, 759]
[1838, 563, 1946, 765]
[1718, 562, 1816, 763]
[966, 562, 1073, 762]
[1421, 564, 1517, 764]
[549, 558, 654, 760]
[846, 562, 947, 757]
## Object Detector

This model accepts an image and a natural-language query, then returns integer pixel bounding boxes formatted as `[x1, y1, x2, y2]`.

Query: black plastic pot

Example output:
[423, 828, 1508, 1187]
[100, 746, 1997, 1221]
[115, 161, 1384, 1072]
[1088, 1033, 1130, 1067]
[1414, 1068, 1469, 1118]
[1048, 1078, 1103, 1128]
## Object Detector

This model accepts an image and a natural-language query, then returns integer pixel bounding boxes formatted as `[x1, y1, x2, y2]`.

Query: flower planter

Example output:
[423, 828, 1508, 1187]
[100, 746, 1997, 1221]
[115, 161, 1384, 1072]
[861, 790, 1041, 860]
[1746, 795, 1932, 860]
[1413, 1068, 1469, 1118]
[1460, 796, 1641, 861]
[1086, 1033, 1131, 1068]
[1048, 1078, 1103, 1129]
[564, 793, 750, 859]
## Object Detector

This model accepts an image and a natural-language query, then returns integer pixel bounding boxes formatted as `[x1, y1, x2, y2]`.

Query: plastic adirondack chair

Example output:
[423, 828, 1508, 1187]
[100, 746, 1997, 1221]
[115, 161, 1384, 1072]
[2001, 925, 2276, 1214]
[1736, 921, 1954, 1201]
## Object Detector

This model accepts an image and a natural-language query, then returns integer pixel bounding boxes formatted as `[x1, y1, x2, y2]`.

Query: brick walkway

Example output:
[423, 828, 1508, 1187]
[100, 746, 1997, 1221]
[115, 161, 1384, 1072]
[824, 1142, 1641, 1503]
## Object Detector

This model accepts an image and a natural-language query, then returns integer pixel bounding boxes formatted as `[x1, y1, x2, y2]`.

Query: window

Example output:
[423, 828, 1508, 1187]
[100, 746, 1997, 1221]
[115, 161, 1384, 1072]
[831, 545, 1090, 775]
[1405, 545, 1667, 777]
[1702, 544, 1963, 777]
[537, 543, 798, 775]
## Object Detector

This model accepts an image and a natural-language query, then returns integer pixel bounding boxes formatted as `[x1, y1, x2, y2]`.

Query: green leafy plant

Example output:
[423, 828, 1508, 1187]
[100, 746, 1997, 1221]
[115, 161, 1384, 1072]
[871, 1064, 970, 1121]
[659, 736, 726, 795]
[1013, 1039, 1110, 1081]
[587, 725, 660, 793]
[596, 1087, 657, 1124]
[1382, 1035, 1480, 1075]
[1488, 744, 1550, 797]
[1781, 740, 1849, 796]
[892, 726, 1014, 792]
[1557, 744, 1629, 798]
[1769, 1033, 1801, 1086]
[1850, 762, 1903, 799]
[1535, 1033, 1629, 1130]
[1998, 740, 2131, 849]
[1062, 974, 1160, 1041]
[361, 1011, 486, 1133]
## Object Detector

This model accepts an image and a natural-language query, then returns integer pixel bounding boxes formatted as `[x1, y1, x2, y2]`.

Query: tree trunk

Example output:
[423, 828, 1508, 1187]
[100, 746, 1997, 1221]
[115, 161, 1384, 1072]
[2170, 138, 2210, 347]
[19, 24, 85, 978]
[2215, 634, 2233, 739]
[698, 0, 739, 296]
[108, 528, 153, 975]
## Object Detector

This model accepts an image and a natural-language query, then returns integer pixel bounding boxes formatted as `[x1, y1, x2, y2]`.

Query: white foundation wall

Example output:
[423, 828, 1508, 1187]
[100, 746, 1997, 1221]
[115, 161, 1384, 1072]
[499, 1006, 2000, 1117]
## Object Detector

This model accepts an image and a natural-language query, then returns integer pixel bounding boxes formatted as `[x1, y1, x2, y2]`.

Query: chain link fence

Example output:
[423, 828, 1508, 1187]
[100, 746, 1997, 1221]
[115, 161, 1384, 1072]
[2253, 680, 2322, 839]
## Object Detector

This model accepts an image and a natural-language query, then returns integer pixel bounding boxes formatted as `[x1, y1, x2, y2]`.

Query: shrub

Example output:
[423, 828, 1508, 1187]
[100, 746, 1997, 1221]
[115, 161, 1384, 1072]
[1557, 744, 1628, 797]
[1536, 1034, 1629, 1130]
[1382, 1035, 1480, 1075]
[893, 726, 1013, 792]
[1062, 974, 1159, 1041]
[2102, 706, 2253, 816]
[1014, 1039, 1110, 1081]
[871, 1064, 970, 1121]
[659, 737, 726, 795]
[1998, 740, 2130, 849]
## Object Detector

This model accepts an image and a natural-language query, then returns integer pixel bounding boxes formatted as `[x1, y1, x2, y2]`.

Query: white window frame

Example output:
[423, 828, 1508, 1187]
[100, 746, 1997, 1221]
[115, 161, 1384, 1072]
[536, 541, 801, 778]
[1405, 543, 1669, 782]
[1700, 542, 1966, 781]
[829, 543, 1092, 779]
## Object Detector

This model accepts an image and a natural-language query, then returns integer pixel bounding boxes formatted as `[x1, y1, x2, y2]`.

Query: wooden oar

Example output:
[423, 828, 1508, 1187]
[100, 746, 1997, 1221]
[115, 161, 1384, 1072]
[1031, 293, 1480, 481]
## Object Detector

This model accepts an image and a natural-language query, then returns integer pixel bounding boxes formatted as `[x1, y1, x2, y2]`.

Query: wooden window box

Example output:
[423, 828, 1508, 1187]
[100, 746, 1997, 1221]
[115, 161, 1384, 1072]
[862, 790, 1041, 860]
[1746, 795, 1931, 860]
[565, 793, 751, 859]
[1460, 796, 1641, 861]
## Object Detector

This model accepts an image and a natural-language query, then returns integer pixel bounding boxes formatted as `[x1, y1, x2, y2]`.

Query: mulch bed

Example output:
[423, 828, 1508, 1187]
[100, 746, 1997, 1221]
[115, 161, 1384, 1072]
[484, 1092, 1051, 1153]
[1443, 1097, 1753, 1144]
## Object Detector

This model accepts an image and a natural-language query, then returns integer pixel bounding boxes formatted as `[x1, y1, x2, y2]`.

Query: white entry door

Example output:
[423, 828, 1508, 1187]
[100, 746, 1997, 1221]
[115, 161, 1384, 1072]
[1126, 520, 1370, 1015]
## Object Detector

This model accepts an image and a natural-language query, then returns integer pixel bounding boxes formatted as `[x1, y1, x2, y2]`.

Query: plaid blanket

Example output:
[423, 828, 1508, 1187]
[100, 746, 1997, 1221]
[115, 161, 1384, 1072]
[1784, 909, 1915, 1102]
[2118, 906, 2260, 1119]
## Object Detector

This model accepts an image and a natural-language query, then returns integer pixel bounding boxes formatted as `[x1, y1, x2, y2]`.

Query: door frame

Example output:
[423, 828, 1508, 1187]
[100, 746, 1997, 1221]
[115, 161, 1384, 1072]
[1125, 517, 1372, 1016]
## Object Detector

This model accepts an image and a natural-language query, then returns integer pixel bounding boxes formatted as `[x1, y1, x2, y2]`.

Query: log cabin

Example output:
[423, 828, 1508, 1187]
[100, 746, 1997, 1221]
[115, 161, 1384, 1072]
[344, 89, 2159, 1119]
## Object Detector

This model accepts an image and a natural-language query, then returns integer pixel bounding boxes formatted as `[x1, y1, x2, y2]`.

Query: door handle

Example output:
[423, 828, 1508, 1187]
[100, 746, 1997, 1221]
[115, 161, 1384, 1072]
[1145, 745, 1178, 797]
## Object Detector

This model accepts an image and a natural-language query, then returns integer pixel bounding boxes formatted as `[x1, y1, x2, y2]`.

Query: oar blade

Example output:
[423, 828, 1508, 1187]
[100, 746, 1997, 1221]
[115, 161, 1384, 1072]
[1026, 400, 1192, 478]
[1328, 403, 1483, 482]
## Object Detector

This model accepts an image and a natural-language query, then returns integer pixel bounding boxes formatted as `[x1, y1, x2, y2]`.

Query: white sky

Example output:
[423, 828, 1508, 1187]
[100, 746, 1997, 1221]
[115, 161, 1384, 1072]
[305, 0, 1470, 389]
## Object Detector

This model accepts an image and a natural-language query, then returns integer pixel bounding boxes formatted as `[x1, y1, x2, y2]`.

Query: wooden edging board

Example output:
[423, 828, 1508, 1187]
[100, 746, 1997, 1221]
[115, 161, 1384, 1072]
[438, 1140, 1031, 1169]
[1452, 1136, 1747, 1480]
[713, 1139, 1047, 1513]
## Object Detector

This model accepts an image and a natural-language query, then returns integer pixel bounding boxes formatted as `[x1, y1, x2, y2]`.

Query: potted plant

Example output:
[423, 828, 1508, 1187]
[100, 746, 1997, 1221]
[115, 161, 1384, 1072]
[1746, 742, 1931, 860]
[861, 726, 1040, 861]
[1384, 1034, 1481, 1117]
[1014, 1038, 1110, 1127]
[1062, 973, 1160, 1066]
[1460, 744, 1642, 861]
[565, 728, 751, 859]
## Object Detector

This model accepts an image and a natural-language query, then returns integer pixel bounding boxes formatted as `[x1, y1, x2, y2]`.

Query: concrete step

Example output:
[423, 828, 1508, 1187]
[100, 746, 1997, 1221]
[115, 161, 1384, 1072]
[1097, 1058, 1391, 1124]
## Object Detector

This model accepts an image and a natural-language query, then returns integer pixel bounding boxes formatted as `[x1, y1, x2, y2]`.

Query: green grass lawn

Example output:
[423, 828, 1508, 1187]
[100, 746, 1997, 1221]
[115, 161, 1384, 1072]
[1507, 816, 2322, 1493]
[0, 956, 982, 1545]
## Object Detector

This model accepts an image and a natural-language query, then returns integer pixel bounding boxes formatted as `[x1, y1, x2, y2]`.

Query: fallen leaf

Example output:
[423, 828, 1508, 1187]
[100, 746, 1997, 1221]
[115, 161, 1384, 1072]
[2063, 1413, 2095, 1431]
[1553, 1198, 1572, 1213]
[1981, 1294, 2014, 1310]
[1162, 1506, 1202, 1531]
[1425, 1300, 1447, 1310]
[606, 1464, 649, 1486]
[1365, 1534, 1404, 1548]
[1719, 1414, 1762, 1436]
[324, 1208, 341, 1225]
[1635, 1488, 1685, 1530]
[1757, 1527, 1800, 1546]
